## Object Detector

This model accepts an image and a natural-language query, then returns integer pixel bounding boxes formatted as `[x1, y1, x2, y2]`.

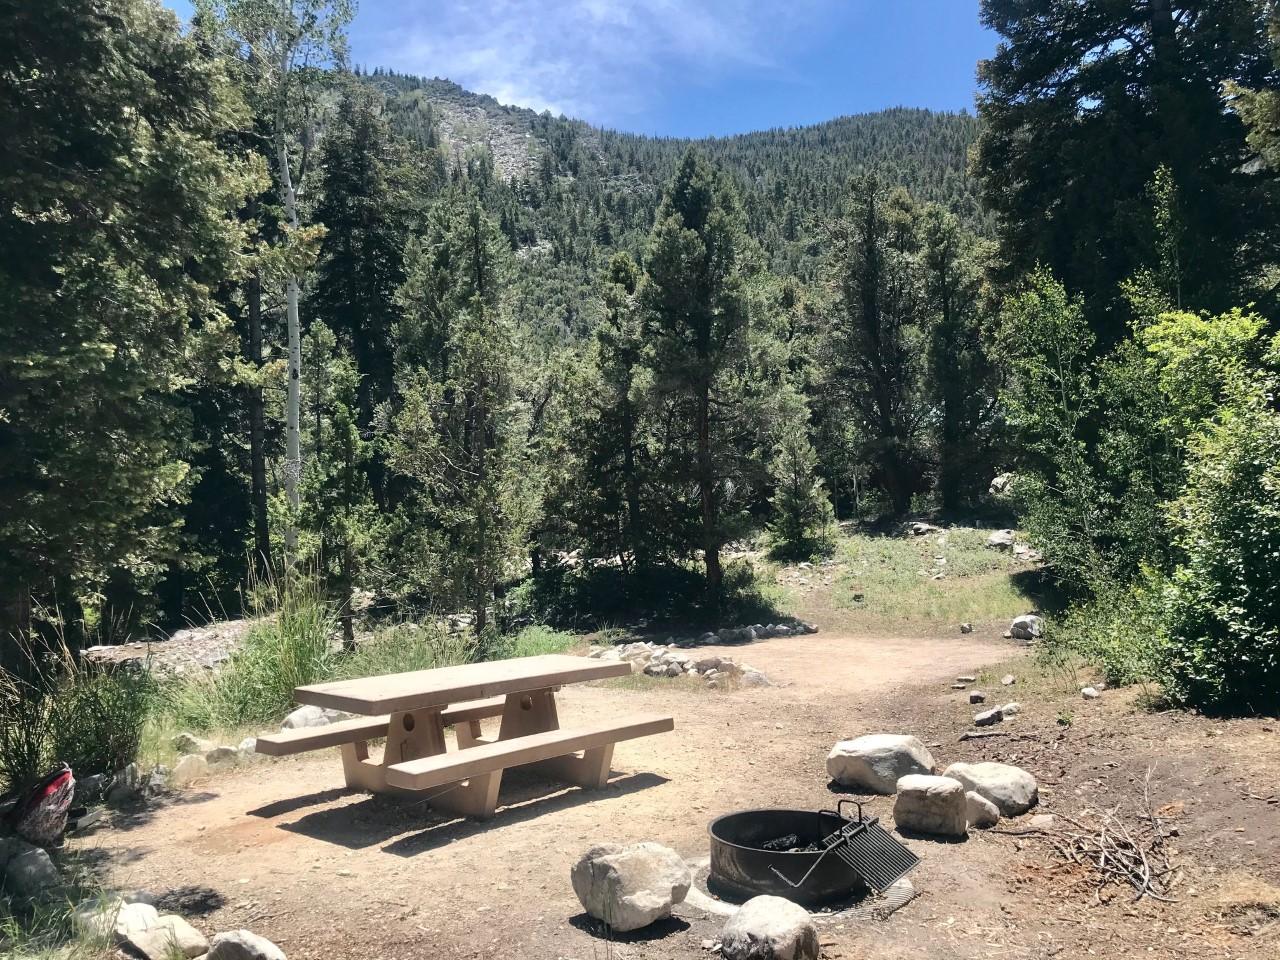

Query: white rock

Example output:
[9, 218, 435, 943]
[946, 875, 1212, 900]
[960, 622, 973, 634]
[171, 754, 209, 788]
[238, 737, 258, 755]
[72, 898, 126, 939]
[1001, 674, 1017, 686]
[127, 915, 208, 960]
[986, 529, 1016, 550]
[206, 745, 240, 766]
[721, 895, 819, 960]
[281, 705, 329, 729]
[114, 901, 162, 938]
[740, 670, 771, 688]
[570, 842, 691, 932]
[966, 790, 1000, 829]
[974, 707, 1004, 726]
[1009, 614, 1044, 642]
[825, 734, 935, 794]
[1001, 702, 1022, 716]
[0, 839, 61, 897]
[172, 732, 213, 754]
[893, 775, 967, 838]
[1081, 686, 1101, 699]
[969, 690, 987, 704]
[943, 761, 1039, 817]
[207, 929, 287, 960]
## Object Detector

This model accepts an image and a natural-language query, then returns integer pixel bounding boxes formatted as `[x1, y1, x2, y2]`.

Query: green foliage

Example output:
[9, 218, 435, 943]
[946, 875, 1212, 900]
[1161, 364, 1280, 714]
[767, 388, 835, 559]
[1052, 576, 1169, 689]
[0, 0, 263, 635]
[0, 634, 157, 792]
[335, 623, 475, 680]
[166, 574, 335, 730]
[497, 625, 579, 659]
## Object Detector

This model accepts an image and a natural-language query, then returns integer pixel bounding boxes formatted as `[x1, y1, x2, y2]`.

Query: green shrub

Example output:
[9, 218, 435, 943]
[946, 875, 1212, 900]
[335, 623, 475, 679]
[1161, 383, 1280, 714]
[1052, 575, 1168, 689]
[166, 573, 336, 730]
[0, 636, 156, 792]
[497, 625, 579, 659]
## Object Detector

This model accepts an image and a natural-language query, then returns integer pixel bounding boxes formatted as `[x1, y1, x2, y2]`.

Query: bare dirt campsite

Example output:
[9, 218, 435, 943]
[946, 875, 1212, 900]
[66, 532, 1280, 960]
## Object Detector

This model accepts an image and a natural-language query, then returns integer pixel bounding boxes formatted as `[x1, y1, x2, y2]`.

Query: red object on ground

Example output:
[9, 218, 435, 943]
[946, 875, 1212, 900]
[9, 764, 75, 847]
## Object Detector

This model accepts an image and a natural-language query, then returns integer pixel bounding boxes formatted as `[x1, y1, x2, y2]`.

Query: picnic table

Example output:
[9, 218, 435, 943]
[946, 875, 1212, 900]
[254, 654, 674, 819]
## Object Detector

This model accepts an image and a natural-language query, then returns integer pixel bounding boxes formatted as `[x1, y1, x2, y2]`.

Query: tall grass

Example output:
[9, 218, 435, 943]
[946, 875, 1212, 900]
[0, 629, 157, 793]
[165, 573, 336, 731]
[333, 624, 476, 679]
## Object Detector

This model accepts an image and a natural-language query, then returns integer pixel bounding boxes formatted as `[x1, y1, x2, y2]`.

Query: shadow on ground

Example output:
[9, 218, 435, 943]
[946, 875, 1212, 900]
[569, 912, 691, 942]
[253, 770, 669, 856]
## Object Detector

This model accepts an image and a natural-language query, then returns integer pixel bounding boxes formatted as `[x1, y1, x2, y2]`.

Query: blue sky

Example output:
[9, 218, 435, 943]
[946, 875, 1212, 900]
[166, 1, 996, 137]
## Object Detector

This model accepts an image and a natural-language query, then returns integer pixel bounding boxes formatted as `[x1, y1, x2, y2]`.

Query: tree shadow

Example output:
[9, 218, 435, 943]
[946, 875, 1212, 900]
[568, 912, 691, 942]
[106, 790, 221, 832]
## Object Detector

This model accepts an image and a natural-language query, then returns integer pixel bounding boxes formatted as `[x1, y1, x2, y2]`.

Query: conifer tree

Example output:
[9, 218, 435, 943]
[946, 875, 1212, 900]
[641, 152, 753, 597]
[768, 388, 835, 558]
[390, 199, 536, 630]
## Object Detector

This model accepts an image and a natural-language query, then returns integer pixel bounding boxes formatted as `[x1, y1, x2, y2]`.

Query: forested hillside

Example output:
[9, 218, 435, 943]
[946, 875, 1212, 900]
[3, 0, 1279, 722]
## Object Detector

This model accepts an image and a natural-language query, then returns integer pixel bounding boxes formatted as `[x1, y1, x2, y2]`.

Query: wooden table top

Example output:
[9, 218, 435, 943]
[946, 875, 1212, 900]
[293, 654, 633, 715]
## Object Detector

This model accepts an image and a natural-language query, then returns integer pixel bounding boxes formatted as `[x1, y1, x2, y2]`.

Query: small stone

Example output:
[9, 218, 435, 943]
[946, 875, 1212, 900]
[969, 690, 987, 704]
[721, 895, 819, 960]
[172, 732, 213, 754]
[1028, 814, 1057, 831]
[0, 839, 61, 897]
[171, 754, 209, 787]
[965, 791, 1000, 829]
[1081, 686, 1100, 699]
[740, 670, 771, 688]
[959, 622, 973, 634]
[107, 763, 143, 804]
[281, 704, 329, 729]
[956, 675, 977, 683]
[1009, 613, 1044, 642]
[238, 737, 258, 755]
[206, 745, 241, 766]
[1000, 702, 1022, 716]
[1001, 674, 1016, 686]
[973, 707, 1004, 727]
[207, 929, 287, 960]
[950, 683, 967, 690]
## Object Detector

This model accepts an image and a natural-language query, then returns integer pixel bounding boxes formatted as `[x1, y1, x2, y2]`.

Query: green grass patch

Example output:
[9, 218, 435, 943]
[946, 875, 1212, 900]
[497, 625, 581, 658]
[816, 527, 1034, 627]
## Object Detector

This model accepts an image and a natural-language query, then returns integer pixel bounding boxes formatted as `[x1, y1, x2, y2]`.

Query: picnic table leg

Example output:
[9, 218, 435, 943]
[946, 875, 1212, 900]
[496, 688, 615, 790]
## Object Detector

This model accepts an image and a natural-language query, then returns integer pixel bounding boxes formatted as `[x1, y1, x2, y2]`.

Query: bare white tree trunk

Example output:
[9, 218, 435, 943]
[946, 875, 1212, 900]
[276, 78, 302, 557]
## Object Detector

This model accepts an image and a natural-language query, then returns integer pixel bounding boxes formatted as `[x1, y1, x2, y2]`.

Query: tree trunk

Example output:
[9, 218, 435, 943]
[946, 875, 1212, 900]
[275, 95, 302, 558]
[246, 269, 271, 573]
[696, 383, 722, 597]
[622, 402, 644, 570]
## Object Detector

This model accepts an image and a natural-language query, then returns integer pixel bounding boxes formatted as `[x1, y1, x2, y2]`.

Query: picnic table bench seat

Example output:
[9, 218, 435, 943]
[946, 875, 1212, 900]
[254, 695, 507, 757]
[384, 713, 674, 791]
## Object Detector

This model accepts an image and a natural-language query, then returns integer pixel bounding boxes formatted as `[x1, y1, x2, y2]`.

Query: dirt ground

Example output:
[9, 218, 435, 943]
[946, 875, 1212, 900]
[80, 622, 1280, 960]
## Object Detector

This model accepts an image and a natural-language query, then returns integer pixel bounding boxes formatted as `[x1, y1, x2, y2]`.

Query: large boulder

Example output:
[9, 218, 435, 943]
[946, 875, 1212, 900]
[826, 735, 935, 794]
[281, 705, 328, 729]
[965, 791, 1000, 829]
[943, 761, 1039, 817]
[892, 775, 967, 838]
[570, 842, 691, 932]
[207, 930, 287, 960]
[989, 473, 1014, 496]
[0, 839, 61, 897]
[171, 754, 209, 788]
[721, 895, 819, 960]
[1009, 614, 1044, 642]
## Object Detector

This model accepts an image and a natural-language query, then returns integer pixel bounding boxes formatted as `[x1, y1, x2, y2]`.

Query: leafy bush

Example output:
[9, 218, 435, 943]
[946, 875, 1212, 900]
[1161, 381, 1280, 714]
[0, 636, 156, 793]
[1052, 575, 1168, 689]
[496, 625, 579, 659]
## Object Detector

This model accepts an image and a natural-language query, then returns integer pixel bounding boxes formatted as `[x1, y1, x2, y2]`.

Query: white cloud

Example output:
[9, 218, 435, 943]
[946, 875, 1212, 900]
[367, 0, 831, 123]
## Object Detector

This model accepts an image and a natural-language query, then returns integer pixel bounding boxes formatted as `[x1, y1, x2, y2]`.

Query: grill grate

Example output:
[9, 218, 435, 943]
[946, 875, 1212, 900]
[766, 800, 919, 895]
[819, 816, 919, 893]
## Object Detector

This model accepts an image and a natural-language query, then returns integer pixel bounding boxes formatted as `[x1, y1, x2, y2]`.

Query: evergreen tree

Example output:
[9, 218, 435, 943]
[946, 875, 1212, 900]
[975, 0, 1279, 338]
[0, 0, 261, 638]
[920, 206, 998, 512]
[640, 152, 754, 597]
[768, 388, 835, 558]
[825, 175, 928, 516]
[389, 199, 536, 630]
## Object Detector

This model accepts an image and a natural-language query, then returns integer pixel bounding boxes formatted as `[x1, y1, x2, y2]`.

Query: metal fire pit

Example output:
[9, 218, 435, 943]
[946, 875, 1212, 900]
[708, 802, 918, 908]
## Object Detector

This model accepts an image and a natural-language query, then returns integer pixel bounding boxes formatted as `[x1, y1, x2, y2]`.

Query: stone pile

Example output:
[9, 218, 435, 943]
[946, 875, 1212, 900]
[589, 642, 771, 689]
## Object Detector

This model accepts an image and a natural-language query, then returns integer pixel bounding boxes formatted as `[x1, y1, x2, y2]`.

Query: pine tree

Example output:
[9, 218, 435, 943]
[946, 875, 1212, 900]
[825, 175, 929, 516]
[0, 0, 261, 637]
[389, 198, 537, 630]
[768, 388, 835, 559]
[640, 152, 754, 598]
